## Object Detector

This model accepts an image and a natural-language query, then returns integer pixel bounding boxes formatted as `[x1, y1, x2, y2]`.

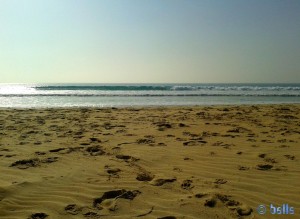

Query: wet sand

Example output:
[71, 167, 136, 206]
[0, 105, 299, 219]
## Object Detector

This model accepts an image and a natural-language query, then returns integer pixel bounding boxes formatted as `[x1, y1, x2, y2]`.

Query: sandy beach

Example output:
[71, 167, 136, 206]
[0, 105, 299, 219]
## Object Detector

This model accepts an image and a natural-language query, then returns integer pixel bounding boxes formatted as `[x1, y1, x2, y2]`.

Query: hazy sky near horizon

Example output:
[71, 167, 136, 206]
[1, 0, 300, 83]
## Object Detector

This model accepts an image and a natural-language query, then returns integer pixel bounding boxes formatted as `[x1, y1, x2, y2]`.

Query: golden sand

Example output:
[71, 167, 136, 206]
[0, 105, 299, 219]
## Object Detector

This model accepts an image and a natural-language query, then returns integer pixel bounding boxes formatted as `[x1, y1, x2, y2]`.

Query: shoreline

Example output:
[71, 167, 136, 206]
[1, 104, 299, 218]
[1, 102, 300, 110]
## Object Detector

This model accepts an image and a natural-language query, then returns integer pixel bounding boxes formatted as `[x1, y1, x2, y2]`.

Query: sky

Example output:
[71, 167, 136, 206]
[0, 0, 300, 83]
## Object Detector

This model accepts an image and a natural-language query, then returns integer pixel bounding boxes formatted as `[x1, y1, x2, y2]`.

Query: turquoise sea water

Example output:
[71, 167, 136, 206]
[0, 83, 300, 108]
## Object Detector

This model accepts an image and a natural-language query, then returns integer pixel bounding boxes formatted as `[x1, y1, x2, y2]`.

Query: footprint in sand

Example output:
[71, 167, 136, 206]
[195, 193, 208, 199]
[256, 164, 273, 170]
[116, 155, 132, 160]
[184, 157, 193, 161]
[98, 198, 118, 211]
[238, 166, 250, 171]
[115, 154, 139, 162]
[136, 172, 154, 182]
[49, 147, 66, 153]
[41, 157, 58, 164]
[208, 152, 216, 156]
[166, 134, 175, 137]
[10, 158, 39, 169]
[136, 138, 155, 145]
[150, 177, 176, 186]
[178, 123, 187, 127]
[264, 158, 277, 163]
[83, 211, 100, 217]
[5, 154, 16, 158]
[203, 193, 253, 216]
[155, 122, 172, 131]
[284, 155, 295, 160]
[35, 151, 47, 155]
[90, 137, 101, 142]
[183, 140, 207, 146]
[214, 179, 227, 184]
[28, 212, 48, 219]
[173, 167, 182, 172]
[10, 157, 58, 169]
[181, 179, 193, 190]
[106, 167, 121, 175]
[112, 146, 121, 154]
[64, 204, 81, 215]
[258, 153, 266, 158]
[65, 204, 99, 217]
[93, 189, 141, 210]
[236, 205, 253, 216]
[105, 166, 121, 180]
[204, 197, 217, 207]
[85, 146, 105, 156]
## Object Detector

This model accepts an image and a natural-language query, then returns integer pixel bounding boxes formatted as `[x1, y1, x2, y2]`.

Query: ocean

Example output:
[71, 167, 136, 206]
[0, 83, 300, 108]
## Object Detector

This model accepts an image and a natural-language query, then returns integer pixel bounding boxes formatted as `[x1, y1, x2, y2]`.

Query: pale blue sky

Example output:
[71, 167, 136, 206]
[1, 0, 300, 83]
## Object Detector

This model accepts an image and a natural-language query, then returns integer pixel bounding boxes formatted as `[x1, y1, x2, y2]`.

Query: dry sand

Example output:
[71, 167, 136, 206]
[0, 105, 299, 219]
